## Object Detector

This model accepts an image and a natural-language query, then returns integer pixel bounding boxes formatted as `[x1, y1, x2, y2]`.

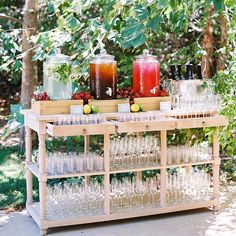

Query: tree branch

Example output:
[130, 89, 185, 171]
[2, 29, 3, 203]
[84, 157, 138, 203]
[0, 13, 22, 24]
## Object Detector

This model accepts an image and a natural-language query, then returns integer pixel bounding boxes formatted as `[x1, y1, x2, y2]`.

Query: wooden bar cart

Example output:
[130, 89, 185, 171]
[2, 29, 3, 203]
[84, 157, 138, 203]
[22, 110, 228, 236]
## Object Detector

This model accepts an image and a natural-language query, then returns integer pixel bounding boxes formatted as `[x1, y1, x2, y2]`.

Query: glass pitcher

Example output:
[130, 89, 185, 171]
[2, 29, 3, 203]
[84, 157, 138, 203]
[133, 49, 160, 97]
[90, 49, 117, 100]
[43, 51, 72, 100]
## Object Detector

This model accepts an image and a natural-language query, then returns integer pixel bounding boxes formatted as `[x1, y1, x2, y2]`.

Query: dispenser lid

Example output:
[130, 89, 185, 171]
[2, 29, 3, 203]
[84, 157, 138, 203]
[46, 48, 70, 63]
[91, 49, 115, 62]
[135, 49, 157, 60]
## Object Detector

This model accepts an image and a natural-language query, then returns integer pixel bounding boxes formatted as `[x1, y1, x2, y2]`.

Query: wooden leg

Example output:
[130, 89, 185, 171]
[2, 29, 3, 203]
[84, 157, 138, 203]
[136, 171, 142, 183]
[40, 229, 47, 236]
[38, 133, 47, 226]
[104, 134, 110, 215]
[160, 130, 167, 207]
[186, 166, 191, 176]
[213, 127, 220, 211]
[84, 135, 90, 185]
[25, 126, 33, 204]
[136, 132, 142, 183]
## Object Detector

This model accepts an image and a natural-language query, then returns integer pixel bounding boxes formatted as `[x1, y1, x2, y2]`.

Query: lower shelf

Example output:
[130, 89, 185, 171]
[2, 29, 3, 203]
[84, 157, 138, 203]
[27, 199, 217, 229]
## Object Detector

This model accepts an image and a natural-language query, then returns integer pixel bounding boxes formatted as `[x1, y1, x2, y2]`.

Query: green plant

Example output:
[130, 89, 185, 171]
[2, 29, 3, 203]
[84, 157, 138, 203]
[51, 63, 72, 84]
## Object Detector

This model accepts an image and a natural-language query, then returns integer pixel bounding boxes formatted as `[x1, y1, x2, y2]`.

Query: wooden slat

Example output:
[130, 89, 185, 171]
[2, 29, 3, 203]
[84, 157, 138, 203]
[89, 99, 129, 113]
[166, 160, 214, 168]
[32, 100, 83, 115]
[134, 97, 171, 111]
[110, 166, 162, 174]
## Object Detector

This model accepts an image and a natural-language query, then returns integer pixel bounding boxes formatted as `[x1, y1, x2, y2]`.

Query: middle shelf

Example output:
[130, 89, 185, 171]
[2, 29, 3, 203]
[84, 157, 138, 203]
[27, 159, 215, 180]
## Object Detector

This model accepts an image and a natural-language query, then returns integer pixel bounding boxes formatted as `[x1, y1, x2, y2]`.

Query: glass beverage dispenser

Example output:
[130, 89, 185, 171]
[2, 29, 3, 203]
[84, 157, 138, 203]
[90, 50, 117, 100]
[43, 51, 72, 100]
[133, 49, 160, 97]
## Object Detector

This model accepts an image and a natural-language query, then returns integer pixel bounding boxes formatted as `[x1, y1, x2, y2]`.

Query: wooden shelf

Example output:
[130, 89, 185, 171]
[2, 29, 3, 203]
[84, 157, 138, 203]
[28, 160, 215, 179]
[26, 200, 216, 229]
[110, 165, 162, 174]
[166, 160, 215, 168]
[27, 163, 105, 179]
[27, 163, 40, 179]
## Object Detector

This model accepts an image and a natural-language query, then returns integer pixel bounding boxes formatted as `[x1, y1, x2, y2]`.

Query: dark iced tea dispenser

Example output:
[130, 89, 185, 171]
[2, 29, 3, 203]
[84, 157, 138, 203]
[90, 50, 117, 100]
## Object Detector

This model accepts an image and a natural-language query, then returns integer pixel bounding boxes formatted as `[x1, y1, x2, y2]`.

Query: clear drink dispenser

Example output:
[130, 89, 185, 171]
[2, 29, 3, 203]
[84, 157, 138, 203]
[43, 51, 72, 100]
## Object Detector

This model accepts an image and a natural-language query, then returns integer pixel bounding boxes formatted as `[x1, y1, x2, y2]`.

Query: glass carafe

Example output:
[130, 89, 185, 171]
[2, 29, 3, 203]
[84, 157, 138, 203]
[43, 51, 72, 100]
[90, 50, 117, 100]
[133, 49, 160, 97]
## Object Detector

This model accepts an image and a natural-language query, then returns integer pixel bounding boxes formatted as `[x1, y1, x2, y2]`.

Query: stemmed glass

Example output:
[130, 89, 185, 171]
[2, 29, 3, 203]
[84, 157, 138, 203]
[167, 168, 212, 205]
[110, 136, 160, 170]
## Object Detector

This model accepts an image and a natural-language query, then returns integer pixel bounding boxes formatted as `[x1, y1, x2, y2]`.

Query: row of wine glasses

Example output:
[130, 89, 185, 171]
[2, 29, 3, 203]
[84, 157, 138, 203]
[117, 111, 166, 123]
[46, 152, 104, 175]
[54, 114, 107, 126]
[172, 94, 221, 118]
[167, 145, 213, 165]
[167, 168, 212, 205]
[46, 181, 104, 219]
[110, 176, 161, 213]
[110, 136, 160, 170]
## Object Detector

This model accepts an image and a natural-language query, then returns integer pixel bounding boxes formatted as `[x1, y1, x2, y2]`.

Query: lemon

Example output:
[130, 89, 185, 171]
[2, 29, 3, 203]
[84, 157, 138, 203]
[131, 104, 140, 112]
[83, 104, 92, 114]
[92, 105, 99, 114]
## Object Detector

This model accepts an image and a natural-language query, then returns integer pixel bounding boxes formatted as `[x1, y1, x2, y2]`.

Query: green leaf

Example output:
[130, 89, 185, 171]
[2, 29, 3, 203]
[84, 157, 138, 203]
[122, 31, 146, 49]
[135, 4, 149, 20]
[159, 0, 169, 8]
[12, 60, 22, 72]
[57, 16, 66, 28]
[212, 0, 224, 11]
[32, 50, 46, 61]
[132, 32, 146, 48]
[48, 1, 55, 14]
[121, 19, 143, 38]
[148, 15, 162, 31]
[67, 16, 80, 32]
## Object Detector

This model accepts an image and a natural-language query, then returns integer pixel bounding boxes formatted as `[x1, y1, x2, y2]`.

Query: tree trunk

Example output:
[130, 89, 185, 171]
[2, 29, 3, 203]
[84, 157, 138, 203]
[21, 0, 38, 109]
[216, 13, 227, 71]
[201, 6, 214, 79]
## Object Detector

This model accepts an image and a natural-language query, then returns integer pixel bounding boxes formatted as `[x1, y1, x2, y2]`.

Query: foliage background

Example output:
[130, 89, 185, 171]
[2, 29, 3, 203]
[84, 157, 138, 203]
[0, 0, 235, 208]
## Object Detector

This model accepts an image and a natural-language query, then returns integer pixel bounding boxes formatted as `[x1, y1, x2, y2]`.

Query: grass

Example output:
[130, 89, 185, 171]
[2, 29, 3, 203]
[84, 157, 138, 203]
[0, 145, 38, 209]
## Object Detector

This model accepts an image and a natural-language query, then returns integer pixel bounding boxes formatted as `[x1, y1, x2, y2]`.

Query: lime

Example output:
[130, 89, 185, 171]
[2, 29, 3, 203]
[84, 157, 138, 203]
[92, 105, 99, 114]
[83, 104, 92, 114]
[139, 104, 143, 111]
[131, 104, 140, 112]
